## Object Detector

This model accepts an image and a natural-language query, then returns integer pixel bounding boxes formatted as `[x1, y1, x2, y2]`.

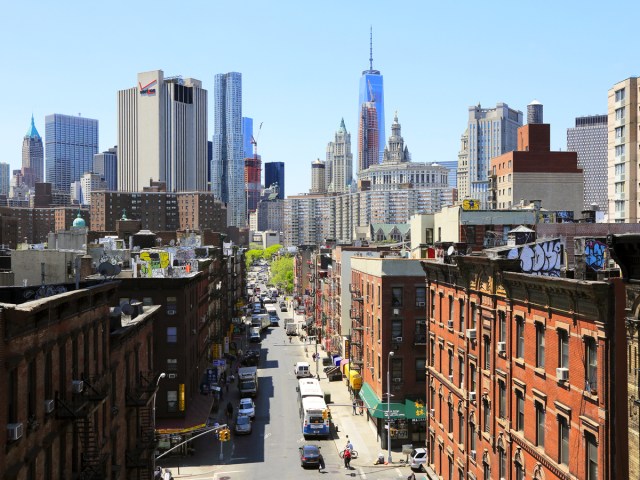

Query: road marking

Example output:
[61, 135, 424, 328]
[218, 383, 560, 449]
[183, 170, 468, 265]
[395, 467, 403, 476]
[358, 466, 367, 479]
[263, 432, 272, 440]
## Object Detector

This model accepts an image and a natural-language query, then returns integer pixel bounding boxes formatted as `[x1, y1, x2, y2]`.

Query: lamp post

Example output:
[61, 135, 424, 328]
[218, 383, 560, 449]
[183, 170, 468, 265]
[387, 351, 394, 464]
[152, 372, 166, 473]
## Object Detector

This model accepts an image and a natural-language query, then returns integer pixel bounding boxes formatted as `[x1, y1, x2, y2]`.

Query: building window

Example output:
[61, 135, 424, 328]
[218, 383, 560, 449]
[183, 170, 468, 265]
[470, 362, 477, 393]
[166, 296, 177, 315]
[458, 355, 465, 389]
[430, 290, 436, 318]
[471, 303, 477, 329]
[167, 327, 178, 343]
[391, 287, 403, 306]
[483, 336, 491, 370]
[516, 316, 524, 359]
[430, 339, 435, 366]
[483, 462, 490, 480]
[448, 402, 454, 433]
[498, 310, 506, 344]
[615, 88, 625, 102]
[448, 295, 454, 321]
[391, 358, 403, 383]
[615, 126, 625, 138]
[536, 402, 545, 448]
[167, 358, 178, 372]
[516, 390, 524, 431]
[28, 361, 36, 420]
[536, 323, 545, 368]
[470, 420, 476, 454]
[415, 287, 426, 306]
[391, 319, 402, 339]
[459, 299, 465, 330]
[515, 462, 524, 480]
[458, 411, 464, 443]
[586, 337, 598, 394]
[559, 415, 569, 465]
[167, 390, 178, 412]
[448, 350, 454, 377]
[498, 445, 506, 479]
[615, 144, 626, 157]
[483, 398, 490, 433]
[415, 358, 426, 382]
[499, 381, 506, 418]
[558, 329, 569, 370]
[415, 319, 426, 344]
[615, 107, 625, 120]
[586, 431, 598, 480]
[430, 386, 436, 415]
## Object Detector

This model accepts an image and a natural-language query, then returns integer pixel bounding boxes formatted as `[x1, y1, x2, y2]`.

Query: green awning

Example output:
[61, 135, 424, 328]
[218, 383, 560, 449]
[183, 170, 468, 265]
[358, 383, 426, 420]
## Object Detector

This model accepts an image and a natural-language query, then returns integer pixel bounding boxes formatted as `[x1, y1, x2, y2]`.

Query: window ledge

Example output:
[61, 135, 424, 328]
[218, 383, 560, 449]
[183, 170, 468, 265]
[496, 417, 508, 429]
[534, 367, 546, 379]
[514, 358, 525, 368]
[447, 432, 454, 441]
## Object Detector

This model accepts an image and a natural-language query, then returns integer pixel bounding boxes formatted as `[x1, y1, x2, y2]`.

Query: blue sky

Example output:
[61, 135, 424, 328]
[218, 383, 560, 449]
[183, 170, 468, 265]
[0, 1, 636, 197]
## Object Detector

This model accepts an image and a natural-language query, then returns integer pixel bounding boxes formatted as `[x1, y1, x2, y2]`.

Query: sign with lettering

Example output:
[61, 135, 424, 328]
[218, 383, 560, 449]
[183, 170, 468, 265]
[139, 79, 157, 96]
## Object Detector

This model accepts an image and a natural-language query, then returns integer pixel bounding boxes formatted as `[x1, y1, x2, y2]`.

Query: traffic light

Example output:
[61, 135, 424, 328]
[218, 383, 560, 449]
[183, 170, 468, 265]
[219, 428, 230, 441]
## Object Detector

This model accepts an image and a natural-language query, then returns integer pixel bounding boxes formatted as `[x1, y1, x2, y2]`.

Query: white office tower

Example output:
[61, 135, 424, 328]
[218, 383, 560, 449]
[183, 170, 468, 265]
[212, 72, 246, 227]
[117, 70, 208, 192]
[326, 119, 353, 194]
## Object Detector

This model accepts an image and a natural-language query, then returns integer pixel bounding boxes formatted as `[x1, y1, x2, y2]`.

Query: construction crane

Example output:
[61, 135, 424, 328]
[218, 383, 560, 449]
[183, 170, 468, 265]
[250, 121, 263, 157]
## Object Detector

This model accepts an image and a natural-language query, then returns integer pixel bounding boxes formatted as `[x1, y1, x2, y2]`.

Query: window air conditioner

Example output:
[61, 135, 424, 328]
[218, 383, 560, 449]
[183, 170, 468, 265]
[44, 399, 55, 414]
[393, 308, 400, 316]
[393, 377, 403, 383]
[466, 329, 477, 340]
[430, 408, 435, 416]
[395, 336, 403, 343]
[447, 320, 454, 329]
[556, 367, 569, 381]
[470, 449, 476, 461]
[497, 342, 506, 354]
[72, 380, 84, 394]
[7, 423, 23, 441]
[417, 302, 426, 307]
[448, 375, 454, 382]
[167, 373, 177, 379]
[469, 391, 476, 402]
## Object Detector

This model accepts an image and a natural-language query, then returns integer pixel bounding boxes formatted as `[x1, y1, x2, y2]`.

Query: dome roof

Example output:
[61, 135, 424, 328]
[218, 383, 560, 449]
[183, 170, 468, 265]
[72, 212, 86, 228]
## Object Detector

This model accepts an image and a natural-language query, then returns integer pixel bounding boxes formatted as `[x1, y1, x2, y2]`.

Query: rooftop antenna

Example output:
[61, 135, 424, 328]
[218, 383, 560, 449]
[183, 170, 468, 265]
[369, 26, 373, 71]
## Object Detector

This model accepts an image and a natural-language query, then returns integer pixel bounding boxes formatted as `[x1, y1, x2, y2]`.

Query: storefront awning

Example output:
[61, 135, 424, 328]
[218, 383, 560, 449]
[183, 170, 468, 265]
[358, 383, 426, 420]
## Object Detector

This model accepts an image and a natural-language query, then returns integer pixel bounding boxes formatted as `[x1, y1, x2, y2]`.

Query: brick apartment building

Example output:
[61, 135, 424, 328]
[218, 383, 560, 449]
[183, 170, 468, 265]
[90, 190, 226, 233]
[0, 206, 90, 245]
[350, 256, 428, 449]
[0, 280, 161, 479]
[421, 253, 628, 480]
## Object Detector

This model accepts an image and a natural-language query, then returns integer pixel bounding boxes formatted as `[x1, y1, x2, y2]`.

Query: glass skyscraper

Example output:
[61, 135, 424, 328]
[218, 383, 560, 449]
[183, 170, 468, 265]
[242, 117, 253, 159]
[45, 113, 98, 193]
[265, 162, 285, 199]
[358, 29, 385, 169]
[93, 146, 118, 191]
[212, 72, 246, 227]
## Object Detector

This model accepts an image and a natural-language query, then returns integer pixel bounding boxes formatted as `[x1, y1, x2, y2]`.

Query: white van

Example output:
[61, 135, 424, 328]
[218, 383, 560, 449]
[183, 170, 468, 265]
[249, 327, 261, 343]
[294, 361, 312, 378]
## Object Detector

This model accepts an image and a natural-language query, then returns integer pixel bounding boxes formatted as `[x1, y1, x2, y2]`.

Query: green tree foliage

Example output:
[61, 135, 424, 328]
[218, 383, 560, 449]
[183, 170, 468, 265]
[245, 249, 263, 269]
[270, 256, 294, 293]
[262, 244, 283, 260]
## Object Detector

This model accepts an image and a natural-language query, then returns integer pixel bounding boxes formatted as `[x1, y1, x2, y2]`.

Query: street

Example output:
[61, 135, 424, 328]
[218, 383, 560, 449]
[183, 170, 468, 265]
[157, 271, 420, 479]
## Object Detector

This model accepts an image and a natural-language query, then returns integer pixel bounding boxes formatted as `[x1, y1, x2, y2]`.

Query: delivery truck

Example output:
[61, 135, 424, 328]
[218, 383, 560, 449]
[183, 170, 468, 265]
[238, 366, 258, 397]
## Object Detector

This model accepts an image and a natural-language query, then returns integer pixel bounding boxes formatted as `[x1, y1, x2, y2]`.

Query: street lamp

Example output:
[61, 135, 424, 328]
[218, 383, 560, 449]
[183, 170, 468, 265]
[387, 351, 394, 464]
[152, 372, 166, 473]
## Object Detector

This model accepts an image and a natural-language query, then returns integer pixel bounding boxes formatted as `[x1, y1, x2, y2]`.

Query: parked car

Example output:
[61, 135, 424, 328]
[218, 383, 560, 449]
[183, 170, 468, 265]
[238, 398, 255, 419]
[234, 414, 252, 435]
[409, 448, 427, 471]
[299, 444, 321, 468]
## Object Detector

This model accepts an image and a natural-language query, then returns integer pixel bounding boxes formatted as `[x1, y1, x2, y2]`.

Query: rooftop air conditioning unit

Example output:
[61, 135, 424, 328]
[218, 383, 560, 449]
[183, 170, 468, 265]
[469, 391, 476, 402]
[395, 336, 403, 343]
[44, 399, 55, 414]
[447, 320, 454, 329]
[556, 367, 569, 381]
[72, 380, 84, 394]
[393, 377, 403, 383]
[417, 302, 426, 307]
[466, 329, 477, 340]
[7, 423, 23, 441]
[497, 342, 506, 354]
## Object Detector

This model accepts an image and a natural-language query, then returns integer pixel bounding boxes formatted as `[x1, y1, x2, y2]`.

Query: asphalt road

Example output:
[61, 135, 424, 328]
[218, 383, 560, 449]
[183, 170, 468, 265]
[159, 274, 412, 479]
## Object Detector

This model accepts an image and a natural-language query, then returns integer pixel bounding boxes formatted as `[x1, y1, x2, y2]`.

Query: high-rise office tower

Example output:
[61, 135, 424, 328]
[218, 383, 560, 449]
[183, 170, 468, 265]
[456, 102, 522, 206]
[242, 117, 254, 159]
[437, 161, 458, 188]
[212, 72, 246, 227]
[527, 100, 544, 124]
[358, 102, 379, 174]
[117, 70, 208, 193]
[243, 116, 261, 213]
[22, 115, 44, 188]
[608, 77, 639, 222]
[326, 119, 353, 194]
[45, 113, 98, 193]
[264, 162, 285, 199]
[358, 28, 385, 168]
[0, 162, 10, 196]
[310, 159, 326, 194]
[567, 115, 608, 212]
[93, 146, 118, 191]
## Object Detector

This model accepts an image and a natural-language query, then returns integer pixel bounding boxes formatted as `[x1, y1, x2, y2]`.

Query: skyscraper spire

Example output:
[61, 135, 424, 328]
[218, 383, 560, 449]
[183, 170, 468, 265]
[369, 26, 373, 71]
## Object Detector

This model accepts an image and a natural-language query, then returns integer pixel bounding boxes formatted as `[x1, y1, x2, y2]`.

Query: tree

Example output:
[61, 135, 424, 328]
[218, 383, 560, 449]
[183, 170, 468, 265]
[270, 256, 294, 293]
[262, 244, 283, 260]
[245, 249, 263, 269]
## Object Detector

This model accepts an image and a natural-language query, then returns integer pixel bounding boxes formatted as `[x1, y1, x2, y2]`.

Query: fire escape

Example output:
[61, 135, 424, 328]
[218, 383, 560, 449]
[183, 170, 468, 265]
[349, 285, 364, 373]
[56, 375, 110, 480]
[124, 371, 161, 480]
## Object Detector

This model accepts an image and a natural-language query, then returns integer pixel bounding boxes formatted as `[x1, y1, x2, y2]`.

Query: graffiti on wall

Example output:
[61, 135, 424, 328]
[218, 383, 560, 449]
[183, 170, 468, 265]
[584, 239, 607, 271]
[507, 238, 563, 276]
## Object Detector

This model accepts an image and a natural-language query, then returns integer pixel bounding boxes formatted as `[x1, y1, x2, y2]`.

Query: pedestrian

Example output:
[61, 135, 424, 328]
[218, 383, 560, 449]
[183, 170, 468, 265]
[359, 400, 364, 415]
[407, 473, 416, 480]
[318, 453, 325, 472]
[352, 399, 357, 415]
[343, 447, 351, 468]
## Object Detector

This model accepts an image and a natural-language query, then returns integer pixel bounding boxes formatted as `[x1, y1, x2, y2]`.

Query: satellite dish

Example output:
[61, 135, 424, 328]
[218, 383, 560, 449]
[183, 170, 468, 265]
[121, 303, 134, 316]
[447, 246, 455, 256]
[98, 262, 115, 277]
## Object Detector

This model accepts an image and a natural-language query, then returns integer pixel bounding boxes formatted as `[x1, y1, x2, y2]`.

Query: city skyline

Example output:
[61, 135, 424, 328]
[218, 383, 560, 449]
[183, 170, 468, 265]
[0, 1, 635, 198]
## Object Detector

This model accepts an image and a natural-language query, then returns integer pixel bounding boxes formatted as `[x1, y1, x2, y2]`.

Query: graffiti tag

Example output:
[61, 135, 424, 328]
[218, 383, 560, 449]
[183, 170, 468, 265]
[507, 239, 563, 277]
[584, 239, 607, 271]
